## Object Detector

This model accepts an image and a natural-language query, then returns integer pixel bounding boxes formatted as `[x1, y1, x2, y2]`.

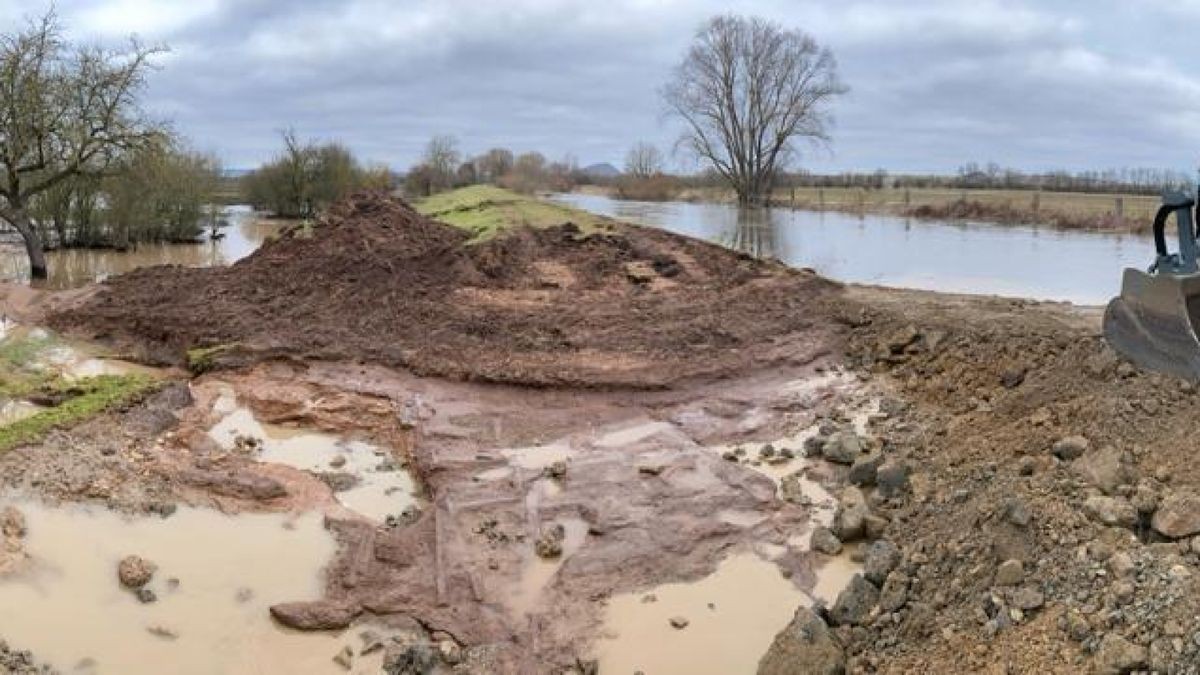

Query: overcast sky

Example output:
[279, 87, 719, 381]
[7, 0, 1200, 174]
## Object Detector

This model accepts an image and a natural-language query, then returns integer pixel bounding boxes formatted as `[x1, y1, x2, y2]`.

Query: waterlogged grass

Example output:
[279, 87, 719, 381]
[0, 375, 161, 452]
[416, 185, 611, 241]
[0, 331, 61, 398]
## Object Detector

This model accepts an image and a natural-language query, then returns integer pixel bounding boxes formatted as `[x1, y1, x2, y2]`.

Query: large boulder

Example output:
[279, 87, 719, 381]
[1152, 491, 1200, 539]
[834, 487, 870, 542]
[757, 606, 845, 675]
[862, 540, 902, 585]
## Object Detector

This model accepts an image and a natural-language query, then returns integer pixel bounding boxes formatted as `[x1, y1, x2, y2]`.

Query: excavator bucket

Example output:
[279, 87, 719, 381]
[1104, 269, 1200, 380]
[1103, 191, 1200, 380]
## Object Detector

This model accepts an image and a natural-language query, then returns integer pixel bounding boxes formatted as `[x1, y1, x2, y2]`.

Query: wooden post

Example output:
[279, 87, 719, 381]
[858, 188, 866, 212]
[904, 188, 911, 206]
[1032, 191, 1040, 215]
[790, 187, 795, 209]
[1115, 197, 1124, 220]
[819, 189, 825, 209]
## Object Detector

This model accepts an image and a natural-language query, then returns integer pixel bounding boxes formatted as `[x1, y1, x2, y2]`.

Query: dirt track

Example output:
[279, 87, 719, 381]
[7, 194, 1200, 673]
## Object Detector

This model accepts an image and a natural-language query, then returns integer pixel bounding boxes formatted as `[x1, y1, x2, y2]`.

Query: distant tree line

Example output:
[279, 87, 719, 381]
[242, 130, 393, 218]
[402, 135, 579, 197]
[783, 163, 1194, 195]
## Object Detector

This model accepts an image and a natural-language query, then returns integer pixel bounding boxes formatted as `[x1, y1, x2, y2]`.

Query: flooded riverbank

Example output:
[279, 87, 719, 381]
[552, 192, 1151, 305]
[0, 206, 283, 290]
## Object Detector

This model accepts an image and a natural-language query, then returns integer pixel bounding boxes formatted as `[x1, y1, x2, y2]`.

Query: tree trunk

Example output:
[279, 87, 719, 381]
[8, 208, 48, 280]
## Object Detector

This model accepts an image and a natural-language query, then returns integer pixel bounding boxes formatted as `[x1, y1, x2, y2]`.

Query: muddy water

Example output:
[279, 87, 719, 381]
[0, 205, 283, 290]
[0, 500, 385, 675]
[593, 553, 806, 674]
[552, 192, 1151, 305]
[207, 385, 420, 522]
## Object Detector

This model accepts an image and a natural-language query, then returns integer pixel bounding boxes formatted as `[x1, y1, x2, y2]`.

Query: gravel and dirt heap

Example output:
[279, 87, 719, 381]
[50, 193, 841, 388]
[768, 287, 1200, 674]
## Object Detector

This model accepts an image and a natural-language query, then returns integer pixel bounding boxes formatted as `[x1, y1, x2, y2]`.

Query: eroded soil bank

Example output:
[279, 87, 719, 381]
[4, 192, 1200, 673]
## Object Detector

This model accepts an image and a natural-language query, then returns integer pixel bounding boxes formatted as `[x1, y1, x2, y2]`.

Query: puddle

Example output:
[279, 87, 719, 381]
[593, 553, 805, 674]
[0, 499, 384, 675]
[811, 551, 860, 606]
[508, 517, 588, 617]
[207, 386, 420, 523]
[0, 324, 165, 382]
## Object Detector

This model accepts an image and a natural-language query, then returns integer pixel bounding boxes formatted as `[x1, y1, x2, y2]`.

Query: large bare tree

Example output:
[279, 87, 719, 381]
[0, 9, 165, 278]
[664, 15, 846, 205]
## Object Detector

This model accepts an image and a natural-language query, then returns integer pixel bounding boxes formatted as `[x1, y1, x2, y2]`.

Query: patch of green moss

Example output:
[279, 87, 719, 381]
[415, 185, 611, 242]
[186, 344, 237, 374]
[0, 375, 161, 453]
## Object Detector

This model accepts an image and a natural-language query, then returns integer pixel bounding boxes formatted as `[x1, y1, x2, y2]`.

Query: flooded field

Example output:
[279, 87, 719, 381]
[552, 192, 1151, 305]
[0, 206, 282, 290]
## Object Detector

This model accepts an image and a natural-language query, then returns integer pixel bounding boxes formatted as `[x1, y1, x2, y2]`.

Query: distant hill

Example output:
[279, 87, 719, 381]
[581, 163, 620, 179]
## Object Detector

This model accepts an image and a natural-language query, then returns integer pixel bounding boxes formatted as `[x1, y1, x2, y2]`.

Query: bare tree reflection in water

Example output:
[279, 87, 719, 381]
[720, 208, 778, 259]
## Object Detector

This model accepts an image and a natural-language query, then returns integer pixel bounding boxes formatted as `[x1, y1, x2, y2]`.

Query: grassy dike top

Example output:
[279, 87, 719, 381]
[414, 185, 611, 241]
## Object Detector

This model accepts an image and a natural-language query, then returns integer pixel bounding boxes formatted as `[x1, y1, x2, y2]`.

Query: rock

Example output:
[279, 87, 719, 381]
[1083, 495, 1137, 528]
[1009, 587, 1043, 611]
[1149, 638, 1175, 674]
[994, 559, 1024, 586]
[1004, 498, 1031, 528]
[829, 574, 879, 626]
[878, 571, 908, 612]
[757, 606, 845, 675]
[1072, 445, 1131, 495]
[1108, 552, 1135, 578]
[437, 639, 462, 665]
[875, 460, 910, 498]
[1094, 633, 1148, 675]
[135, 587, 157, 604]
[534, 523, 566, 558]
[884, 325, 921, 353]
[848, 453, 884, 486]
[1152, 491, 1200, 539]
[862, 540, 901, 585]
[1051, 435, 1089, 461]
[811, 527, 843, 555]
[178, 467, 287, 501]
[117, 555, 156, 589]
[0, 507, 26, 539]
[544, 460, 567, 480]
[834, 487, 870, 542]
[803, 435, 826, 458]
[333, 646, 353, 670]
[1131, 481, 1159, 514]
[636, 463, 665, 476]
[999, 367, 1025, 389]
[382, 641, 437, 675]
[329, 455, 347, 469]
[270, 600, 361, 630]
[822, 431, 863, 465]
[863, 514, 889, 541]
[317, 471, 361, 493]
[669, 616, 689, 629]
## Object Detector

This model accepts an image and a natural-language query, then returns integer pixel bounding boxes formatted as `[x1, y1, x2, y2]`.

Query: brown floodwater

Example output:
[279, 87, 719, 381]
[0, 206, 283, 290]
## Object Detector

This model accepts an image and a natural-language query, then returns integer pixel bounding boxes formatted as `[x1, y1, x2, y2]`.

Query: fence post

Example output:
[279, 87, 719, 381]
[1032, 191, 1040, 215]
[904, 188, 911, 207]
[790, 187, 795, 209]
[1115, 197, 1124, 221]
[859, 188, 866, 212]
[818, 189, 825, 209]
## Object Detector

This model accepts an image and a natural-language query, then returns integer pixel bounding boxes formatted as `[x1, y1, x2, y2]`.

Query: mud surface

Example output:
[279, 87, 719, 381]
[49, 193, 841, 388]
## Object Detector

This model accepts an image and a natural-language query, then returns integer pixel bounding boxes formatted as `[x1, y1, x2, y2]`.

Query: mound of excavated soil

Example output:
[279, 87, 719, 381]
[50, 193, 842, 388]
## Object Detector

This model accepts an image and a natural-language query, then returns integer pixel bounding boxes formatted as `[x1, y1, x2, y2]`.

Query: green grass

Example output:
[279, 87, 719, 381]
[0, 331, 62, 398]
[415, 185, 611, 241]
[186, 343, 238, 374]
[0, 374, 162, 452]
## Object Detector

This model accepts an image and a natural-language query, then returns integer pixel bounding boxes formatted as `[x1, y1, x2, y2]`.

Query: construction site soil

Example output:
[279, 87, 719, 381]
[48, 194, 842, 388]
[4, 193, 1200, 673]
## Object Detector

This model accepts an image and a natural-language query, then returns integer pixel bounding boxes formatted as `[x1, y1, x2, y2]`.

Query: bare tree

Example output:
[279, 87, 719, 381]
[663, 15, 846, 205]
[624, 142, 664, 179]
[422, 135, 460, 191]
[0, 9, 166, 278]
[476, 148, 514, 183]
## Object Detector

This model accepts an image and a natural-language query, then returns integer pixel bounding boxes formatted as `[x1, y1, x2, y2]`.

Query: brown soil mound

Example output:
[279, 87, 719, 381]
[50, 193, 842, 388]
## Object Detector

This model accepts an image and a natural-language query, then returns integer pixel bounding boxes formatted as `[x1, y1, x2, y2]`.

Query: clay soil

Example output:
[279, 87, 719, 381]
[8, 192, 1200, 673]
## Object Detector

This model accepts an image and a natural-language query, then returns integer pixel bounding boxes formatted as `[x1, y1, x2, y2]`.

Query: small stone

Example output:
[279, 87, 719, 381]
[1051, 435, 1089, 461]
[879, 571, 908, 612]
[329, 455, 347, 469]
[1083, 495, 1137, 528]
[810, 527, 843, 555]
[1072, 445, 1131, 495]
[876, 460, 910, 498]
[829, 574, 879, 626]
[848, 453, 884, 486]
[759, 444, 776, 459]
[0, 507, 26, 539]
[438, 639, 463, 665]
[135, 588, 157, 604]
[669, 616, 689, 630]
[1000, 368, 1025, 389]
[1108, 552, 1135, 578]
[994, 559, 1024, 586]
[1009, 587, 1043, 611]
[1152, 491, 1200, 539]
[822, 431, 863, 465]
[333, 646, 353, 670]
[803, 435, 826, 458]
[534, 523, 566, 559]
[544, 460, 567, 480]
[1004, 499, 1031, 527]
[117, 555, 157, 589]
[862, 540, 901, 585]
[1095, 633, 1148, 674]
